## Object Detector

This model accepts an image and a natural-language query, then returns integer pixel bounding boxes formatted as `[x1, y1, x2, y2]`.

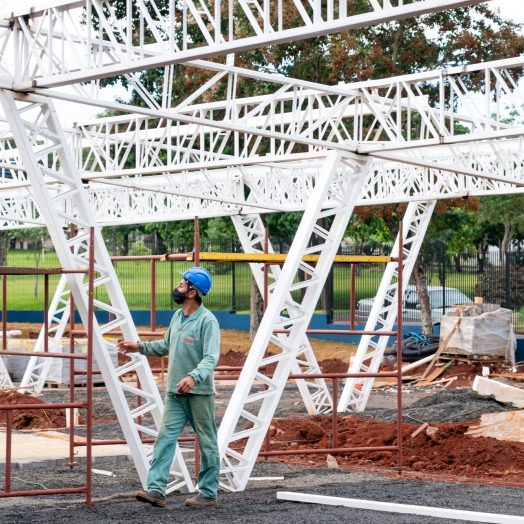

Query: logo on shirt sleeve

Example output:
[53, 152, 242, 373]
[182, 335, 195, 345]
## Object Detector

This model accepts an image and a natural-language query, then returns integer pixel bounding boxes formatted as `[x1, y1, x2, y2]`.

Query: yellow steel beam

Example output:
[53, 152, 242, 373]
[163, 252, 392, 263]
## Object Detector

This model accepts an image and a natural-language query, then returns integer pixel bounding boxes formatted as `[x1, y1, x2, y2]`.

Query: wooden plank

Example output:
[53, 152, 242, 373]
[419, 319, 460, 381]
[411, 423, 429, 438]
[416, 361, 452, 385]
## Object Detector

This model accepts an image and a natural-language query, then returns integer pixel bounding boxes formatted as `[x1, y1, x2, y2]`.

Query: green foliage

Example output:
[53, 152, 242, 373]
[266, 212, 303, 240]
[128, 240, 152, 257]
[475, 266, 524, 309]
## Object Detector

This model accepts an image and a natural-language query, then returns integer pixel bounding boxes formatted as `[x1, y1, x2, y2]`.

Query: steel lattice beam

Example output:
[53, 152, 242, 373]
[0, 0, 487, 90]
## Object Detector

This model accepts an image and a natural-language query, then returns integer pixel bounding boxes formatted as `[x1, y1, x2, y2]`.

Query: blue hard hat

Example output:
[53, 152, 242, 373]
[178, 267, 212, 296]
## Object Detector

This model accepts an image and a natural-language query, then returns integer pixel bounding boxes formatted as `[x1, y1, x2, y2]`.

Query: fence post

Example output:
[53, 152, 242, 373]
[441, 243, 446, 318]
[231, 238, 236, 313]
[506, 251, 511, 309]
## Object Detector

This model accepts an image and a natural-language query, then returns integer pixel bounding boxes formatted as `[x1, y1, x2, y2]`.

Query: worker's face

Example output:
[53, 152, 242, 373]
[173, 279, 197, 303]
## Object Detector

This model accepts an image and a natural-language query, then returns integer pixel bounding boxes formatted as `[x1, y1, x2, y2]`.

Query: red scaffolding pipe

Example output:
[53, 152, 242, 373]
[0, 227, 95, 503]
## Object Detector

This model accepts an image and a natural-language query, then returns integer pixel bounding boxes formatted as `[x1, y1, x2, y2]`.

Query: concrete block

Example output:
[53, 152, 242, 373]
[0, 461, 5, 471]
[17, 460, 46, 470]
[473, 376, 524, 408]
[92, 455, 115, 464]
[116, 455, 129, 462]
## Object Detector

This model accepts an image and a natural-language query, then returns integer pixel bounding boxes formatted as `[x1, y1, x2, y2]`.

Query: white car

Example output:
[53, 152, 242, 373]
[355, 285, 471, 325]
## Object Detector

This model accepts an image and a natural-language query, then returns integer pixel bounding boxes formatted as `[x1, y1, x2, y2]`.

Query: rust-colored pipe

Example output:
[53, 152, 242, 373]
[0, 350, 86, 359]
[331, 378, 338, 449]
[0, 487, 87, 498]
[2, 274, 6, 351]
[275, 329, 398, 336]
[0, 402, 88, 410]
[350, 263, 356, 331]
[69, 224, 76, 471]
[44, 274, 49, 353]
[194, 217, 200, 266]
[258, 445, 399, 457]
[396, 222, 404, 472]
[263, 227, 270, 456]
[86, 227, 95, 505]
[5, 410, 12, 493]
[74, 436, 196, 447]
[150, 259, 156, 332]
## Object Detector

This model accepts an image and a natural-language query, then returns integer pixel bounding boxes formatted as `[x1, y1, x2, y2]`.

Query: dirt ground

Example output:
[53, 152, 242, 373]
[3, 323, 524, 490]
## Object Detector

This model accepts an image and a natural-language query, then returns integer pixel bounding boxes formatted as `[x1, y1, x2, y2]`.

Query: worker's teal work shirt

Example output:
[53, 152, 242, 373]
[139, 305, 220, 394]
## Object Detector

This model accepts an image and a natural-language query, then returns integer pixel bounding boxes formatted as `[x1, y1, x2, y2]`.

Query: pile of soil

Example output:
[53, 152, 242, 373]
[0, 390, 66, 430]
[265, 413, 524, 483]
[360, 389, 515, 424]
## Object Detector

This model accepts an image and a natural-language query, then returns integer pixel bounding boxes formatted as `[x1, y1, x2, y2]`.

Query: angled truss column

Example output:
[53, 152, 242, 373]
[217, 152, 372, 491]
[18, 275, 70, 393]
[337, 201, 436, 413]
[0, 357, 13, 388]
[0, 90, 193, 494]
[231, 213, 332, 415]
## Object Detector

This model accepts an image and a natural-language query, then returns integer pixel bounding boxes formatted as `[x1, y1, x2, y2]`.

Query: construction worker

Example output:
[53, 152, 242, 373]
[117, 267, 220, 508]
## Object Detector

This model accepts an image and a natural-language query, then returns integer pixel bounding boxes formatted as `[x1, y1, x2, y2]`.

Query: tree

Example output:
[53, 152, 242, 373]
[477, 195, 524, 255]
[0, 231, 13, 266]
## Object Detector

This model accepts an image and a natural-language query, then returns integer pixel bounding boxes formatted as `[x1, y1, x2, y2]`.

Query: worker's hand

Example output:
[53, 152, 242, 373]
[177, 376, 195, 395]
[117, 341, 140, 355]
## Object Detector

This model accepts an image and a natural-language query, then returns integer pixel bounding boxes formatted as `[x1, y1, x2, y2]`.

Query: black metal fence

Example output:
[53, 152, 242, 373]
[4, 239, 524, 332]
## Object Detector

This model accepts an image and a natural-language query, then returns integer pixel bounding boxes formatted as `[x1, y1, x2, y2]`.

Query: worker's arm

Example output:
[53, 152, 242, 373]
[188, 319, 220, 384]
[138, 324, 172, 358]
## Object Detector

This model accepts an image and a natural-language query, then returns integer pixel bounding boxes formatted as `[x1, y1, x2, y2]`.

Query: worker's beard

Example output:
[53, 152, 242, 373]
[172, 289, 188, 305]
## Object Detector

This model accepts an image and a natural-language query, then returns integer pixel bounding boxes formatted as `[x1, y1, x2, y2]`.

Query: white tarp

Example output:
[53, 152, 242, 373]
[5, 338, 118, 384]
[440, 304, 516, 363]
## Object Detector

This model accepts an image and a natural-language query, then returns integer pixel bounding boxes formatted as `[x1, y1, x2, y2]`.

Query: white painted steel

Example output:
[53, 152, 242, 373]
[0, 355, 13, 388]
[0, 90, 193, 494]
[337, 201, 435, 413]
[276, 492, 524, 523]
[1, 0, 487, 90]
[217, 152, 372, 491]
[232, 213, 332, 415]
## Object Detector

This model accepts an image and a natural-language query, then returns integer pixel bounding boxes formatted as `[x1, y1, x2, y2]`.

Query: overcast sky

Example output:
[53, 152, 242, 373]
[0, 0, 522, 124]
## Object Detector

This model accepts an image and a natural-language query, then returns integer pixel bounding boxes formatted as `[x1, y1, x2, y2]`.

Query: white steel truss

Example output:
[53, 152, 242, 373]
[0, 0, 485, 91]
[0, 353, 12, 388]
[0, 90, 193, 494]
[337, 200, 436, 413]
[232, 213, 332, 415]
[217, 152, 372, 491]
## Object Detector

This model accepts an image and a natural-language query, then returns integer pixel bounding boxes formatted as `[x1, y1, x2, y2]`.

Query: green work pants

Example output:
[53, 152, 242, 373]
[147, 392, 220, 499]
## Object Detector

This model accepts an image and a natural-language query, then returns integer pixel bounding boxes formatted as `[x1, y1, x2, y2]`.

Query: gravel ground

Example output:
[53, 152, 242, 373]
[355, 388, 516, 424]
[1, 461, 524, 523]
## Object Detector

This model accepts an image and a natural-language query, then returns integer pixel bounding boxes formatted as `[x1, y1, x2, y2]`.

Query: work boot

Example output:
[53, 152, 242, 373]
[184, 493, 218, 507]
[135, 490, 166, 508]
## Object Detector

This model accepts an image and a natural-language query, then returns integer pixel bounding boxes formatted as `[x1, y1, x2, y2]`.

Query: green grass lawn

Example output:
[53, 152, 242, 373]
[0, 251, 502, 319]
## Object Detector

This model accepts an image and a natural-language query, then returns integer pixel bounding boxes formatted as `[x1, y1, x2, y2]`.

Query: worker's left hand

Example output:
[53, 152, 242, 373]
[177, 376, 195, 394]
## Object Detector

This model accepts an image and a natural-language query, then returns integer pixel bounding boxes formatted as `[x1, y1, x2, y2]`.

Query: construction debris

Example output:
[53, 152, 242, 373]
[466, 411, 524, 443]
[473, 376, 524, 409]
[326, 454, 339, 469]
[411, 423, 429, 438]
